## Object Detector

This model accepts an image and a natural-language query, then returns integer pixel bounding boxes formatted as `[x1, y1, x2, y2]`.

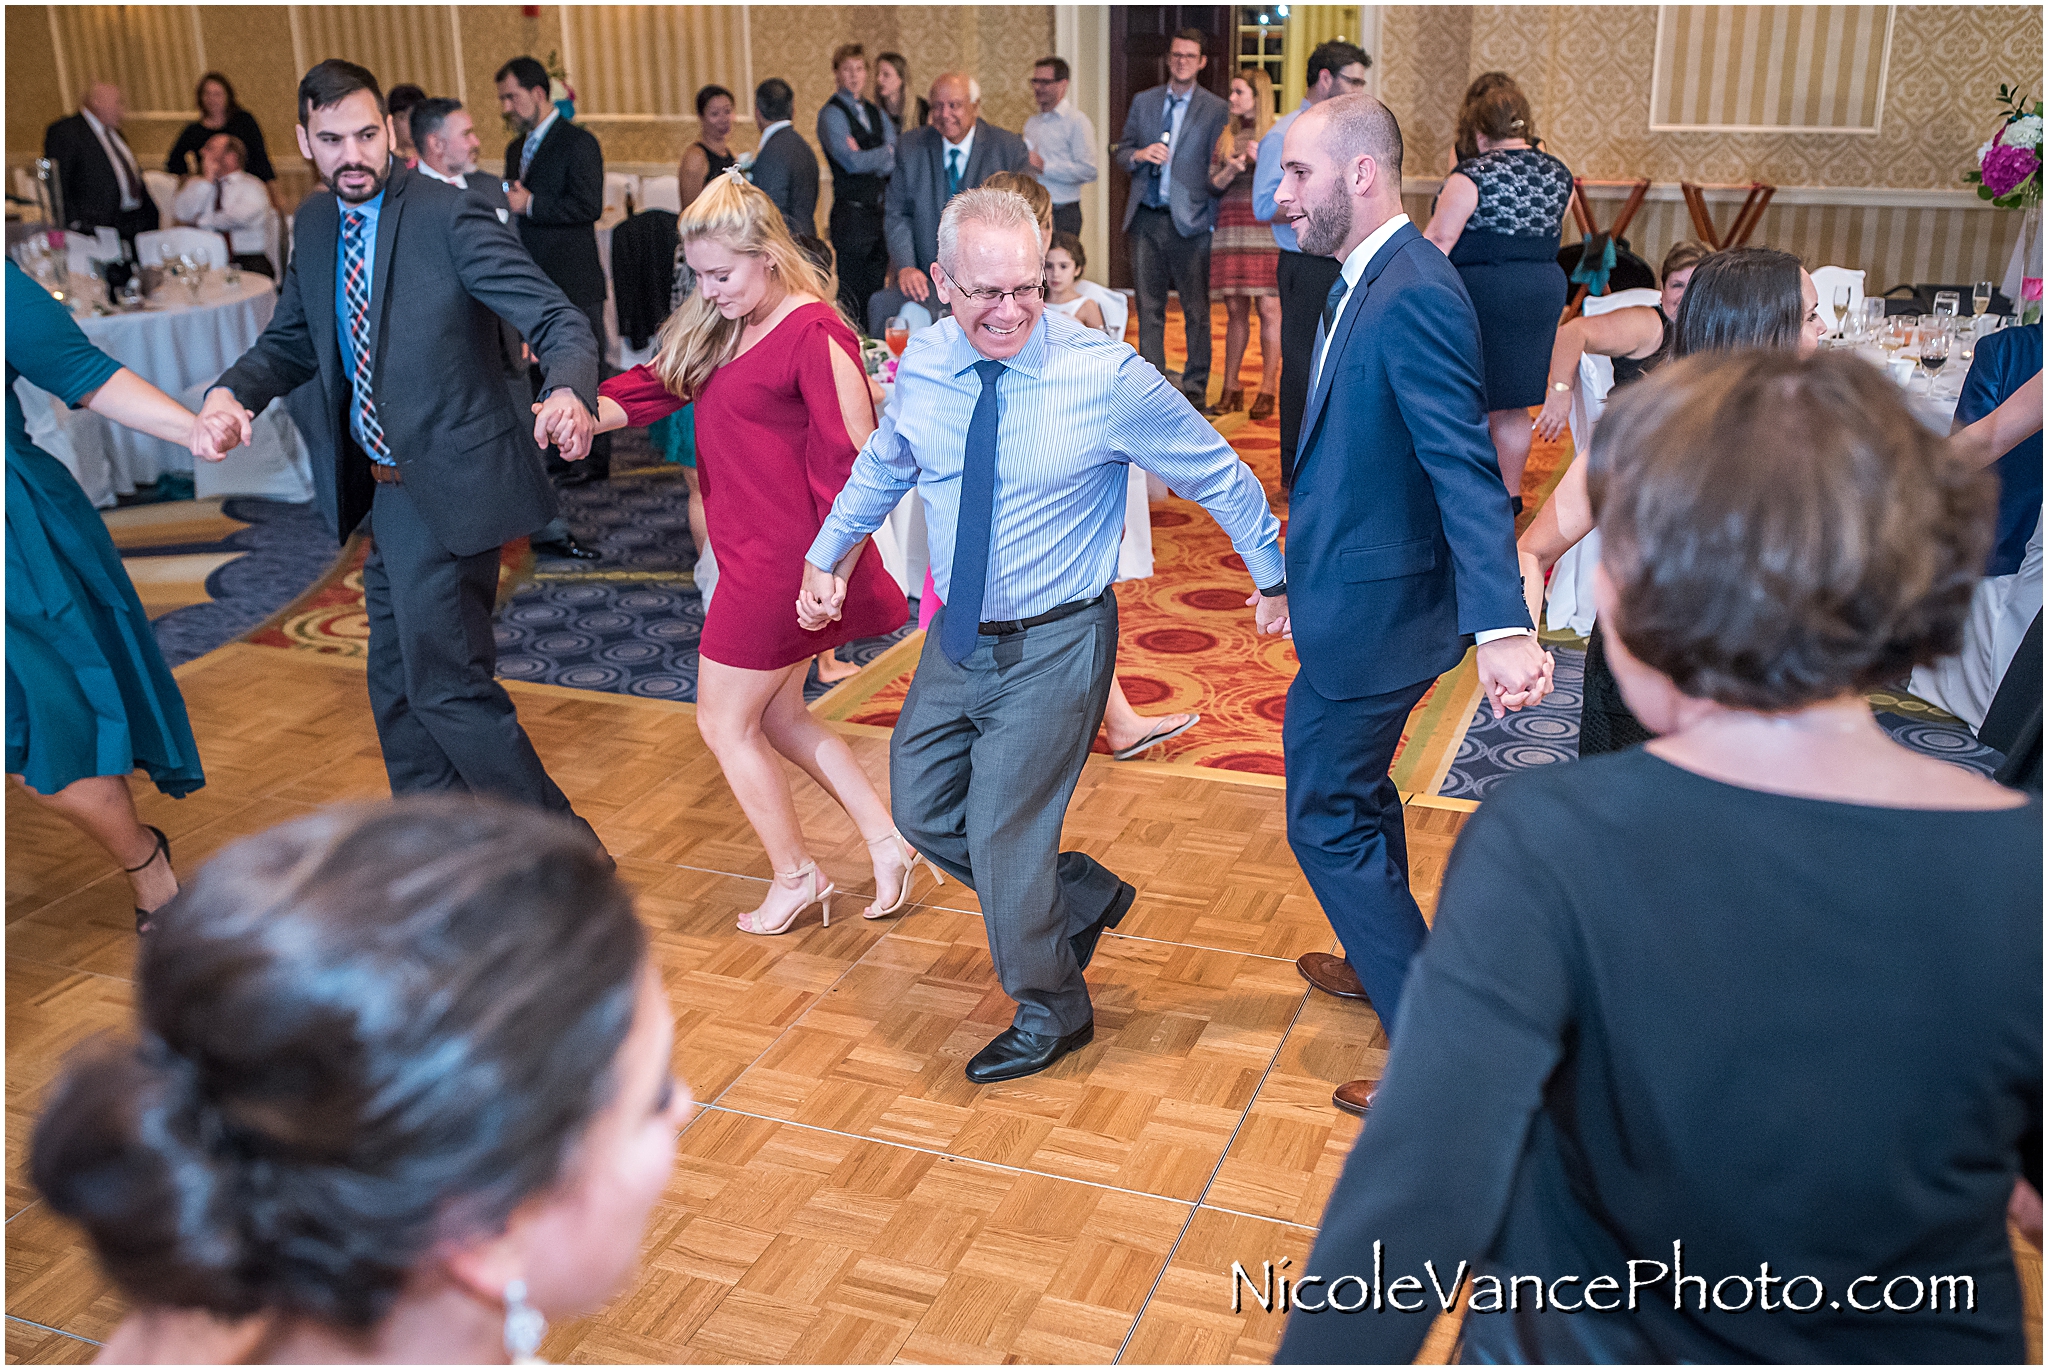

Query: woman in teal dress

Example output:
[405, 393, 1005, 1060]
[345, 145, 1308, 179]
[7, 260, 208, 932]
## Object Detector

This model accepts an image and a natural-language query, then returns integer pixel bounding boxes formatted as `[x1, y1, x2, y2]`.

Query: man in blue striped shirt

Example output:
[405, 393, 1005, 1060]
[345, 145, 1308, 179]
[801, 187, 1286, 1082]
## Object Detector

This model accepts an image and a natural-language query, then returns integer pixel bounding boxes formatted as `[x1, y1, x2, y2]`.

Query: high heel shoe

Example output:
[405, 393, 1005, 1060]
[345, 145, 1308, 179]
[1247, 392, 1275, 421]
[1203, 388, 1245, 417]
[738, 862, 836, 936]
[864, 832, 942, 920]
[127, 824, 171, 934]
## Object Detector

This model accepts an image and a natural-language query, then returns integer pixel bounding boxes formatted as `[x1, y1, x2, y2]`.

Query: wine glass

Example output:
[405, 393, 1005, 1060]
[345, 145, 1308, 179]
[1859, 298, 1886, 343]
[1917, 326, 1950, 391]
[884, 315, 910, 359]
[1832, 285, 1852, 337]
[1973, 280, 1994, 319]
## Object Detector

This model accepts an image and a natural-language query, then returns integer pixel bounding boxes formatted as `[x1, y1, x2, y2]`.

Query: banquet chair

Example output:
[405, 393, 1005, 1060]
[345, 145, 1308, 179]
[142, 170, 180, 230]
[135, 227, 229, 269]
[1562, 178, 1650, 319]
[602, 172, 640, 217]
[14, 373, 119, 507]
[1546, 286, 1663, 635]
[638, 175, 682, 214]
[1808, 266, 1865, 335]
[1077, 280, 1130, 340]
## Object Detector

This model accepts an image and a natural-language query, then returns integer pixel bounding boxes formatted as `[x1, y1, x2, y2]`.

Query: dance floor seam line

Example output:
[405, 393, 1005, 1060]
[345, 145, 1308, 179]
[5, 1314, 99, 1346]
[6, 1201, 42, 1227]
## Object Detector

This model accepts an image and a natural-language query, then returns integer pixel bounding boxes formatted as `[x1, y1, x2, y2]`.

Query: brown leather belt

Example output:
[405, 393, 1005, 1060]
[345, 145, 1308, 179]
[370, 463, 402, 484]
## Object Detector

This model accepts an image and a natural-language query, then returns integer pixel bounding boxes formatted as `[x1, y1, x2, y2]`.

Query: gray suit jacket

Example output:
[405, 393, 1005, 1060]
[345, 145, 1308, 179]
[216, 163, 597, 557]
[1112, 83, 1229, 236]
[751, 125, 819, 240]
[882, 119, 1032, 278]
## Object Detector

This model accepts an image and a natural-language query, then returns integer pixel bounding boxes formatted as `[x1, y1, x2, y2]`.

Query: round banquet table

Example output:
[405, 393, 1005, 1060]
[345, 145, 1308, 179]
[13, 271, 282, 504]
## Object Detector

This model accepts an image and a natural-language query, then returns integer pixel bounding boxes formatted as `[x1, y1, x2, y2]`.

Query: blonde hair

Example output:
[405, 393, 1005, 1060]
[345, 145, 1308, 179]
[652, 169, 836, 401]
[1220, 67, 1275, 161]
[979, 170, 1053, 243]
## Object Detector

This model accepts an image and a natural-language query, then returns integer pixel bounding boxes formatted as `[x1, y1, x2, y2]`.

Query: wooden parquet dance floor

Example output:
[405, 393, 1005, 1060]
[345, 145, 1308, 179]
[5, 643, 1479, 1365]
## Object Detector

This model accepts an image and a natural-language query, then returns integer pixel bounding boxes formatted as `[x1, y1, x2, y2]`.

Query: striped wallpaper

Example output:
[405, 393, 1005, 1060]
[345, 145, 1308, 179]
[559, 6, 750, 119]
[47, 5, 201, 115]
[289, 7, 462, 111]
[1651, 6, 1894, 132]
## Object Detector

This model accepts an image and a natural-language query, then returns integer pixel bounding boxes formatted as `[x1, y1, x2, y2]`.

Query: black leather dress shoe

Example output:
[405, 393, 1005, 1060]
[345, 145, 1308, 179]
[964, 1022, 1094, 1083]
[532, 533, 601, 560]
[1071, 880, 1136, 972]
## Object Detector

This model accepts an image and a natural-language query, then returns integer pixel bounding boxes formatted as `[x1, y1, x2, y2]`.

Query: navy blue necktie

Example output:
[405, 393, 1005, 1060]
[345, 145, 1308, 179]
[942, 359, 1006, 663]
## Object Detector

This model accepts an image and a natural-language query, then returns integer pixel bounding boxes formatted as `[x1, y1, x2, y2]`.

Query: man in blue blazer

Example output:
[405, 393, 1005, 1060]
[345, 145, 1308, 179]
[1112, 30, 1230, 404]
[1263, 93, 1553, 1115]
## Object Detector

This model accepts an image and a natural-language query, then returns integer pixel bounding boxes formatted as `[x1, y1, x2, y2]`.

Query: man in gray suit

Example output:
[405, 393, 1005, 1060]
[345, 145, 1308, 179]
[867, 72, 1031, 335]
[749, 77, 818, 240]
[196, 61, 605, 845]
[1112, 29, 1229, 405]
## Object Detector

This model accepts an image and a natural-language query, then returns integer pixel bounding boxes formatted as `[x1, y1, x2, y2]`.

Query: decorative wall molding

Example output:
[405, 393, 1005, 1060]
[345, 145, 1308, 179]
[1402, 177, 1998, 211]
[1649, 5, 1895, 135]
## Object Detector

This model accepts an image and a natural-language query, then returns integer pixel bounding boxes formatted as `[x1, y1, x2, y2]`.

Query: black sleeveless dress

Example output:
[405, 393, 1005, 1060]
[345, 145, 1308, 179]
[1447, 147, 1574, 409]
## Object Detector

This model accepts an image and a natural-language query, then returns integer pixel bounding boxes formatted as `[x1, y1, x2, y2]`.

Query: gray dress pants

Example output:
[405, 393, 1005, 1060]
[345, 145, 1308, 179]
[891, 594, 1124, 1036]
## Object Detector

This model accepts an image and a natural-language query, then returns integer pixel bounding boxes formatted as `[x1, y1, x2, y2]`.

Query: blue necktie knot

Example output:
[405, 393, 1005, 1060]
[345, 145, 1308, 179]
[973, 358, 1005, 387]
[941, 359, 1008, 663]
[946, 148, 964, 196]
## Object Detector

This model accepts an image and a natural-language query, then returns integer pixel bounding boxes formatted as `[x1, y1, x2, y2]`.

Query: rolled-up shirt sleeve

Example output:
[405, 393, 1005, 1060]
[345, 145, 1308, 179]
[807, 402, 919, 570]
[1106, 351, 1283, 589]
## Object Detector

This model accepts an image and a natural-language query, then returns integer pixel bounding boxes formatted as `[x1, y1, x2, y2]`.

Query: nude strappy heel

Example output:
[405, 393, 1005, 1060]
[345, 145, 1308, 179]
[738, 861, 836, 935]
[864, 831, 942, 920]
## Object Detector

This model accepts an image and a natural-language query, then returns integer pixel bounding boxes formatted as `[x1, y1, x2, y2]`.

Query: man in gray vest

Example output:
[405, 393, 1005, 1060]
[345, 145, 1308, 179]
[819, 43, 895, 330]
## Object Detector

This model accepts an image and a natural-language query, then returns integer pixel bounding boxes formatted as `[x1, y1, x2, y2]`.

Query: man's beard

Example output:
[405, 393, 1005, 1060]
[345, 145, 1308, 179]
[325, 158, 390, 204]
[1294, 181, 1353, 258]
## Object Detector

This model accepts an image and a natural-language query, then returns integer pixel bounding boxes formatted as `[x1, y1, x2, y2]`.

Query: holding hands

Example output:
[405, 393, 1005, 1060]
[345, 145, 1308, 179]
[191, 387, 254, 462]
[1475, 633, 1555, 720]
[1248, 589, 1290, 639]
[797, 558, 849, 632]
[530, 391, 596, 461]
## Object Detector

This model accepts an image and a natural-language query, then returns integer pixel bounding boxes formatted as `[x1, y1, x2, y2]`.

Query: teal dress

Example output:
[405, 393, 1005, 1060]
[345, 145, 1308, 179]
[5, 262, 204, 797]
[649, 404, 697, 467]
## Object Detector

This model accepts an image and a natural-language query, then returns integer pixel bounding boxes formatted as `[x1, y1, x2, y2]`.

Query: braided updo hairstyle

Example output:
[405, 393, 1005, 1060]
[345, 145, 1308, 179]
[31, 799, 647, 1330]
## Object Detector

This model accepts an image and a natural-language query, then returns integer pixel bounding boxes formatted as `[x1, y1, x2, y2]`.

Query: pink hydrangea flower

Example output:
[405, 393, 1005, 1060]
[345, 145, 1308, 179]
[1981, 142, 2040, 198]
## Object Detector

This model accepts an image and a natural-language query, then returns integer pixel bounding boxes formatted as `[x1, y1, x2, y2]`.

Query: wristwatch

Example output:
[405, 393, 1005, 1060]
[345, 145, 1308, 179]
[1258, 578, 1288, 598]
[1550, 380, 1571, 393]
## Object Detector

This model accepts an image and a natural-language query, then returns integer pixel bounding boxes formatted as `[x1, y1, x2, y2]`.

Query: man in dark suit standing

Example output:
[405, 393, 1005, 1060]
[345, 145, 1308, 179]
[42, 81, 159, 243]
[197, 61, 605, 847]
[818, 45, 894, 329]
[868, 72, 1031, 335]
[1267, 93, 1552, 1116]
[497, 55, 611, 486]
[1112, 29, 1229, 406]
[750, 77, 819, 241]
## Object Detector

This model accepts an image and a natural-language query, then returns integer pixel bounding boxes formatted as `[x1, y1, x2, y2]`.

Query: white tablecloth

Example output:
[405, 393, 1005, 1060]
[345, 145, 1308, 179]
[17, 272, 285, 505]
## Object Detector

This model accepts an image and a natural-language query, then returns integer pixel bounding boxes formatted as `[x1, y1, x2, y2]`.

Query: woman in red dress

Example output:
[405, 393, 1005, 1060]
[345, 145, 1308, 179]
[596, 170, 929, 935]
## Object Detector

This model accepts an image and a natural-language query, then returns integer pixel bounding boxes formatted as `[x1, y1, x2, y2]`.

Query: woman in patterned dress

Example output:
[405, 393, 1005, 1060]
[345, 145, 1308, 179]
[1205, 68, 1280, 420]
[1422, 73, 1574, 511]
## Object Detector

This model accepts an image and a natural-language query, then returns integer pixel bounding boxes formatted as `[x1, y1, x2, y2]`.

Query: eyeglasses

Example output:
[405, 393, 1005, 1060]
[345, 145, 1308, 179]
[956, 282, 1047, 304]
[1028, 77, 1062, 87]
[1167, 49, 1204, 63]
[1335, 70, 1368, 90]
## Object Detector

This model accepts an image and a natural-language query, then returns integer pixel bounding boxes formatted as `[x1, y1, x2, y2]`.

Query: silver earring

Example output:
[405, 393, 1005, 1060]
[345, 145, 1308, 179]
[502, 1279, 548, 1364]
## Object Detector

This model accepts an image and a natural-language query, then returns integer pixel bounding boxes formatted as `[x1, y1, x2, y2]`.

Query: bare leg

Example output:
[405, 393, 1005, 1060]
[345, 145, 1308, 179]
[682, 466, 708, 561]
[1254, 294, 1282, 397]
[815, 647, 860, 683]
[1220, 297, 1252, 394]
[1100, 674, 1197, 754]
[755, 666, 911, 915]
[1488, 407, 1535, 507]
[17, 773, 178, 915]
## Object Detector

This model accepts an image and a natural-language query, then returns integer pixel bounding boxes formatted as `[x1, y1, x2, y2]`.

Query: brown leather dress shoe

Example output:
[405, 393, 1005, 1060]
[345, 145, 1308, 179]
[1296, 951, 1369, 1001]
[1332, 1079, 1378, 1117]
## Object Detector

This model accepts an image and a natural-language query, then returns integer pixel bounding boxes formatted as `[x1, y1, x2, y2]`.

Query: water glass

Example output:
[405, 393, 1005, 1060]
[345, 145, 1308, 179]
[1860, 298, 1886, 339]
[1932, 290, 1959, 323]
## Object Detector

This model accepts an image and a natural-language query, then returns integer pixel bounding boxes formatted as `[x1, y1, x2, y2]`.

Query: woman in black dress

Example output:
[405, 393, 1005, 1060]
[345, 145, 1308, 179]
[1280, 350, 2038, 1366]
[1422, 74, 1573, 512]
[165, 72, 274, 184]
[677, 84, 739, 209]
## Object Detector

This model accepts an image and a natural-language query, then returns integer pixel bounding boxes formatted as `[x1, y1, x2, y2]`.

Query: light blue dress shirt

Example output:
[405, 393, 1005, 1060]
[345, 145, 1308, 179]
[808, 312, 1284, 619]
[333, 189, 386, 459]
[1146, 88, 1194, 208]
[1254, 101, 1310, 252]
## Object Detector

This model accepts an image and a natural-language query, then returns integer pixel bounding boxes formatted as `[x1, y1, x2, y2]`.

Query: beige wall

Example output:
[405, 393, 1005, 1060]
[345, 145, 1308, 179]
[7, 5, 1053, 214]
[1379, 5, 2041, 290]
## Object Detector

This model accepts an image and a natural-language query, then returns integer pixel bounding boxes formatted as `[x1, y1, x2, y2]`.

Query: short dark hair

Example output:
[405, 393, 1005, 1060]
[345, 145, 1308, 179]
[297, 58, 384, 127]
[1661, 240, 1709, 283]
[495, 55, 550, 94]
[1590, 351, 1993, 710]
[194, 71, 239, 114]
[203, 132, 248, 170]
[755, 77, 795, 123]
[1306, 40, 1371, 88]
[1034, 56, 1071, 83]
[695, 83, 734, 118]
[1671, 247, 1807, 358]
[1050, 229, 1087, 274]
[30, 799, 647, 1330]
[385, 82, 427, 118]
[832, 42, 865, 72]
[408, 96, 463, 148]
[1171, 27, 1208, 51]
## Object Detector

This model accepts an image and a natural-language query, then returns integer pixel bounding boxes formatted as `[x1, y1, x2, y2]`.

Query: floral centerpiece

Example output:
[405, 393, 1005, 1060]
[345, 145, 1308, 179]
[1967, 84, 2043, 322]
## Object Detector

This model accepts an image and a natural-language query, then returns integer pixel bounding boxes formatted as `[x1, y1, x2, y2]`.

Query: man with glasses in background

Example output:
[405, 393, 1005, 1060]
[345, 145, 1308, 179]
[1113, 28, 1230, 407]
[1255, 39, 1370, 493]
[796, 187, 1285, 1083]
[1023, 56, 1097, 237]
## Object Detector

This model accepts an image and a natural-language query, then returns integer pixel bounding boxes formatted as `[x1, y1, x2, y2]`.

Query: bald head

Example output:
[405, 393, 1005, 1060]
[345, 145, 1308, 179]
[1303, 92, 1403, 187]
[930, 72, 980, 142]
[82, 81, 126, 128]
[1275, 91, 1407, 259]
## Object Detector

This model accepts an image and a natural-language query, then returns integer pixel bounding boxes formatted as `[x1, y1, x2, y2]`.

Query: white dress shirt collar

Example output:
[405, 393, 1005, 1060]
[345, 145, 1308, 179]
[415, 161, 467, 189]
[1311, 212, 1408, 392]
[758, 119, 793, 148]
[942, 125, 976, 165]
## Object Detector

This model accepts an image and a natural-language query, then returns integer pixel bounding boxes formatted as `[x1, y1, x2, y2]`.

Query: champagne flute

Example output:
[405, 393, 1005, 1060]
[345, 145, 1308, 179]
[1832, 285, 1852, 337]
[1973, 280, 1994, 318]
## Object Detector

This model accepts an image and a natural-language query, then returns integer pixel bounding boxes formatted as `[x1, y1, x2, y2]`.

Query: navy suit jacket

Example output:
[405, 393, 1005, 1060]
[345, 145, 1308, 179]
[1285, 221, 1530, 700]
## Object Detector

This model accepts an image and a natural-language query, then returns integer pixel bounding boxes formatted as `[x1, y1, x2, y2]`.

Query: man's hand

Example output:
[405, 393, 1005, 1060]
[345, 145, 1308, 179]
[1133, 140, 1171, 166]
[531, 390, 595, 461]
[192, 387, 253, 462]
[845, 135, 860, 153]
[1475, 633, 1555, 720]
[1248, 590, 1291, 639]
[897, 266, 931, 303]
[797, 559, 848, 631]
[1027, 148, 1046, 172]
[506, 181, 533, 215]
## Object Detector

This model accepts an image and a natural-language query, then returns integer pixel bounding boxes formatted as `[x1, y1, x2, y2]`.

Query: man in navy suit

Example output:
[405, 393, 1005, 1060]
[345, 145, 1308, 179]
[1112, 29, 1230, 405]
[1265, 93, 1552, 1116]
